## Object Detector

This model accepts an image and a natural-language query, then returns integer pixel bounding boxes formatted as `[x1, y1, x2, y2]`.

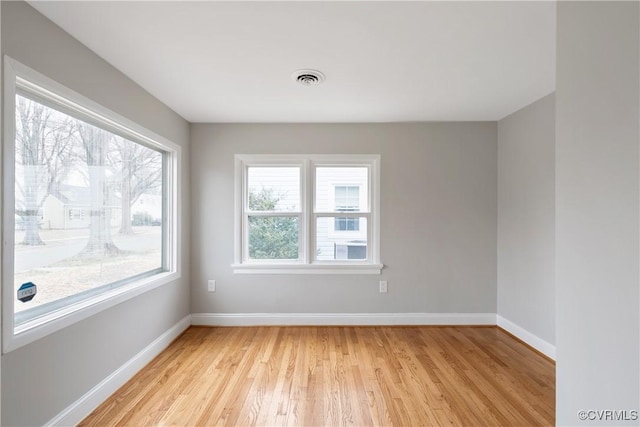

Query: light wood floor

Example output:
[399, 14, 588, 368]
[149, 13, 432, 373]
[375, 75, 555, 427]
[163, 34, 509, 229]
[79, 326, 555, 426]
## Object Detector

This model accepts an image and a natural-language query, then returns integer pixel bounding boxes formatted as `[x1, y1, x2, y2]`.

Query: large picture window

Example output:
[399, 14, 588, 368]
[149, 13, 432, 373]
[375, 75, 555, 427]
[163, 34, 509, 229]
[3, 58, 180, 352]
[234, 155, 381, 274]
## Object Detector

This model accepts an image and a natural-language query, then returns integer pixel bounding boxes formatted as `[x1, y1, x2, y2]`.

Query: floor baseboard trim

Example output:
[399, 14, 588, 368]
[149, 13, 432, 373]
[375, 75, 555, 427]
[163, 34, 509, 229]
[496, 315, 556, 360]
[191, 312, 497, 326]
[45, 314, 192, 427]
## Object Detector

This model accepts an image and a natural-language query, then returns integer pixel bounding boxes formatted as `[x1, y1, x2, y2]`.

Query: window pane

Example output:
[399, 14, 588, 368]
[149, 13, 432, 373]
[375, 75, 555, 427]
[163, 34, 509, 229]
[14, 94, 163, 322]
[335, 185, 360, 212]
[335, 217, 360, 231]
[248, 167, 300, 211]
[316, 217, 367, 260]
[315, 167, 368, 212]
[248, 216, 299, 260]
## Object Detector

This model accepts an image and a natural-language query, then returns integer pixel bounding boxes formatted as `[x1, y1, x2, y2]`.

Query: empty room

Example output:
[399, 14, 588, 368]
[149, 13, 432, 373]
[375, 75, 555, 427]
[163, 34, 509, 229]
[1, 1, 638, 426]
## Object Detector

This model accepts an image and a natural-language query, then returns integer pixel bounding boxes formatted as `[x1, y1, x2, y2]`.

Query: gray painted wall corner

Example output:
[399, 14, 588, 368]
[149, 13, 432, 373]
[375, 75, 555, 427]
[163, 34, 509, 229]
[1, 2, 190, 425]
[497, 92, 556, 346]
[556, 2, 640, 425]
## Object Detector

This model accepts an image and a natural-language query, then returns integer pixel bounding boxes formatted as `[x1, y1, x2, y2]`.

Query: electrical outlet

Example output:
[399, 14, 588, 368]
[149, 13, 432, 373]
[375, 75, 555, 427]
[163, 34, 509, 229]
[208, 280, 216, 292]
[379, 280, 388, 293]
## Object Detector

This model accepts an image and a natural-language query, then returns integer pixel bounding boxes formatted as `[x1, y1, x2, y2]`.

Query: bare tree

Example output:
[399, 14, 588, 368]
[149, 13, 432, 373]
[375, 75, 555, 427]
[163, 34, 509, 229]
[113, 136, 162, 235]
[77, 122, 120, 257]
[15, 96, 75, 245]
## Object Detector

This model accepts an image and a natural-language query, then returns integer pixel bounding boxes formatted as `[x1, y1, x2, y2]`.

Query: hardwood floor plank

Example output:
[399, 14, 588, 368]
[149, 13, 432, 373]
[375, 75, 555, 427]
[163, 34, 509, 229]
[79, 326, 555, 427]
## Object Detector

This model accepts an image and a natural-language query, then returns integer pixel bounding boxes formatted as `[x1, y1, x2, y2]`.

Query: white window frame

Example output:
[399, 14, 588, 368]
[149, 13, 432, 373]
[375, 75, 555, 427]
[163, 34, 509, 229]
[2, 56, 181, 353]
[233, 154, 382, 274]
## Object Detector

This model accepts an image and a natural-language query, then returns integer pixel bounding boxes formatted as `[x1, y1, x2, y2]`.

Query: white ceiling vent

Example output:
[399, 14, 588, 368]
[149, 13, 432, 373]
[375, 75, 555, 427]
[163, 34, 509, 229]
[292, 69, 325, 86]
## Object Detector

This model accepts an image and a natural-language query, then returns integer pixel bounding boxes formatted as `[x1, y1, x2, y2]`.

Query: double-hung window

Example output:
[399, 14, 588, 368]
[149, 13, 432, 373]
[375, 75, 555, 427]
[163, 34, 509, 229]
[2, 57, 181, 352]
[234, 155, 381, 274]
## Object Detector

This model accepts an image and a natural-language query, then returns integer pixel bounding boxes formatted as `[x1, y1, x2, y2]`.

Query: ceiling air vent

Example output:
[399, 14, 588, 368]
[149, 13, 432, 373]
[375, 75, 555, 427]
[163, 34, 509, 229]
[292, 69, 325, 86]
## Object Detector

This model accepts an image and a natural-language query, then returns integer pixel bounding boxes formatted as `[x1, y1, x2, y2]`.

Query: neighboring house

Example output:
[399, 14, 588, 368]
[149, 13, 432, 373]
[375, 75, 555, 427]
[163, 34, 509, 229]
[42, 184, 121, 230]
[131, 194, 162, 223]
[315, 167, 368, 260]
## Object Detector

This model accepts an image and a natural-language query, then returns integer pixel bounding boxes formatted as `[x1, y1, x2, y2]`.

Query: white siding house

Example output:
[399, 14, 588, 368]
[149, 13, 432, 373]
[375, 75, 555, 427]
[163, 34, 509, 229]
[315, 167, 368, 260]
[41, 185, 121, 230]
[131, 194, 163, 223]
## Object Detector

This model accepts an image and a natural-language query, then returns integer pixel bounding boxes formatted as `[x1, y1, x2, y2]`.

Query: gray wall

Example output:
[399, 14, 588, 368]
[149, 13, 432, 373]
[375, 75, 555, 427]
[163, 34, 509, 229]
[0, 3, 3, 424]
[556, 2, 639, 425]
[1, 2, 191, 426]
[191, 123, 497, 315]
[497, 93, 555, 345]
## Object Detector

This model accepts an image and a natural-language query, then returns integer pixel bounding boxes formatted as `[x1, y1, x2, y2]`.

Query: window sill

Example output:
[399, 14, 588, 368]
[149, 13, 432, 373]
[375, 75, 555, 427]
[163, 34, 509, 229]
[4, 270, 180, 354]
[232, 263, 383, 275]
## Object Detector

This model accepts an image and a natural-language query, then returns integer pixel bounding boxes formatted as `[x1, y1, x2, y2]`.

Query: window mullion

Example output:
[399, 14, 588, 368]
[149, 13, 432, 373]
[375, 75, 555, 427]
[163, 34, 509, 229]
[369, 161, 379, 262]
[245, 211, 301, 217]
[242, 164, 249, 263]
[305, 159, 314, 264]
[298, 159, 305, 263]
[242, 213, 248, 263]
[315, 212, 370, 218]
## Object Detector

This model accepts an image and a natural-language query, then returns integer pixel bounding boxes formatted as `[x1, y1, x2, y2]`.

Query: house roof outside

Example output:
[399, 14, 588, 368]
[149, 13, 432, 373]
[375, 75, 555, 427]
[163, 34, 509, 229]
[52, 184, 120, 207]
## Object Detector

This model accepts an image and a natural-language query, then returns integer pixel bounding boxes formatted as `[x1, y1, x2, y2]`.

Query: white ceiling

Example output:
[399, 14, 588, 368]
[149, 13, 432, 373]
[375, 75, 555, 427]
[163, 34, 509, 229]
[29, 1, 556, 123]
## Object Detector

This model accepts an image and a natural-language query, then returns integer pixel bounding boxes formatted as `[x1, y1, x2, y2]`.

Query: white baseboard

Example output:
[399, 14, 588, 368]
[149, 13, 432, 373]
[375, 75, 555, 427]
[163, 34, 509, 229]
[191, 312, 497, 327]
[497, 315, 556, 360]
[45, 315, 192, 427]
